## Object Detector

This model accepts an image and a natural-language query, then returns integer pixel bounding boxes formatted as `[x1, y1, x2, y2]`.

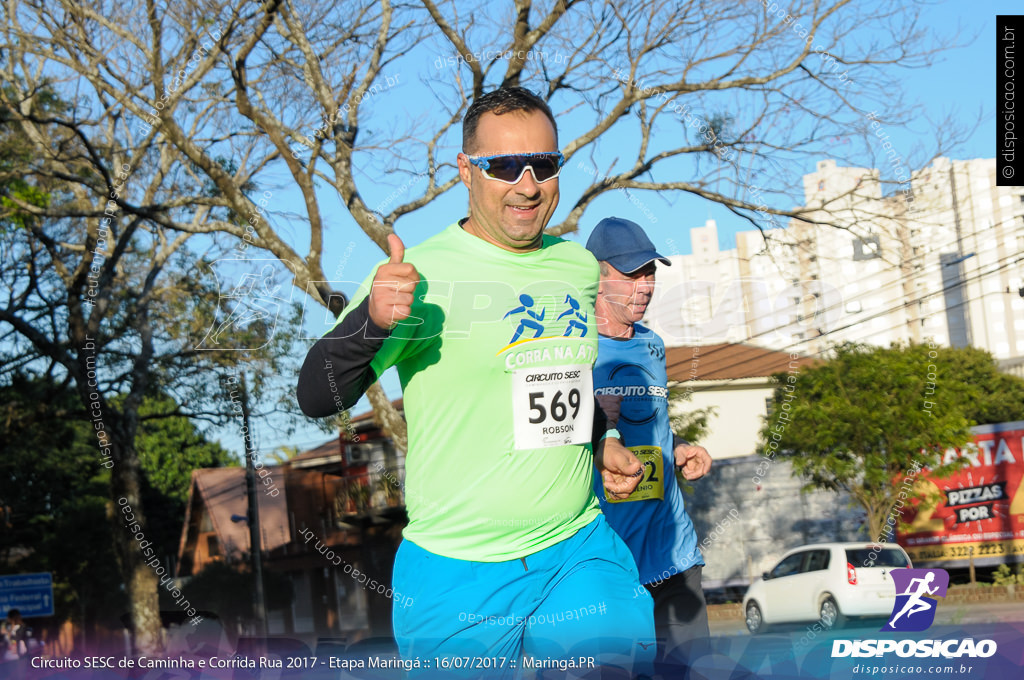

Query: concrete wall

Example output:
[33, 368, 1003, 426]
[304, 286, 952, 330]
[680, 454, 867, 589]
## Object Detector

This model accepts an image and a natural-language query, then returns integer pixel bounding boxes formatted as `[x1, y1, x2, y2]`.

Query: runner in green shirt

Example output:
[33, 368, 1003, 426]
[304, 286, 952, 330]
[298, 87, 656, 676]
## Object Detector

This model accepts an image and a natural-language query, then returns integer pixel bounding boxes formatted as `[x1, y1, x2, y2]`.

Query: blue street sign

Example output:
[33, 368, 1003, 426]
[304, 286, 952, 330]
[0, 573, 54, 618]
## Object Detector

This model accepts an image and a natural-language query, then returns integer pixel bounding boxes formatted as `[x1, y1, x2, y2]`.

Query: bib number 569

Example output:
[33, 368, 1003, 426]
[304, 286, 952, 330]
[528, 389, 581, 424]
[511, 364, 593, 449]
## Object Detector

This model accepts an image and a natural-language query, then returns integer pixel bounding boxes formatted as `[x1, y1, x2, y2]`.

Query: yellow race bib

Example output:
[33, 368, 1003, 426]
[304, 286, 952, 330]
[605, 446, 665, 503]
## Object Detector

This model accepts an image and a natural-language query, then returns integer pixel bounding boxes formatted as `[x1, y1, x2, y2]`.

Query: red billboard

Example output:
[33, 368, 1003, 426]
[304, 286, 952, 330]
[899, 420, 1024, 566]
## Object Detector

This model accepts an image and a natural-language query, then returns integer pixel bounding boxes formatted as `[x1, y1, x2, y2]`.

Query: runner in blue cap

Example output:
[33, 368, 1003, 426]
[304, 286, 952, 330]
[587, 216, 713, 674]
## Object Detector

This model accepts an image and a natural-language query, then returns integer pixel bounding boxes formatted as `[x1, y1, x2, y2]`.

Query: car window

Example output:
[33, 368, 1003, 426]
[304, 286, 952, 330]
[806, 549, 830, 572]
[770, 552, 806, 579]
[845, 548, 910, 568]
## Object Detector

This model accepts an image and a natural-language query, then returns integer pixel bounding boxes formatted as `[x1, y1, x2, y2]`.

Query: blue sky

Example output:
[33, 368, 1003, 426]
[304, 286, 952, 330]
[311, 0, 1008, 277]
[225, 0, 1017, 457]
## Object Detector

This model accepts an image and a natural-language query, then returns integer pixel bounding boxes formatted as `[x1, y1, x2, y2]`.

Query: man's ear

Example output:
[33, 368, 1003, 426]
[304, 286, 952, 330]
[457, 152, 473, 190]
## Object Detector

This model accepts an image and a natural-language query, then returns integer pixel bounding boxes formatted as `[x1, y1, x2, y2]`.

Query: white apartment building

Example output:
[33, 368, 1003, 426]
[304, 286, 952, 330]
[647, 220, 747, 345]
[647, 157, 1024, 363]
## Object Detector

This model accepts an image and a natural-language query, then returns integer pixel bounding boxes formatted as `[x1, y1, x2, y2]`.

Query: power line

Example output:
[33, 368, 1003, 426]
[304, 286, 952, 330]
[652, 201, 1024, 373]
[674, 250, 1023, 391]
[696, 249, 1022, 379]
[653, 210, 1022, 353]
[656, 238, 1000, 377]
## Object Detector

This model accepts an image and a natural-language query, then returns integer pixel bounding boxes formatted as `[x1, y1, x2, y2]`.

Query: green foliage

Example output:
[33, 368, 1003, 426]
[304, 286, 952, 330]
[760, 342, 977, 540]
[991, 564, 1024, 586]
[0, 73, 298, 650]
[0, 375, 238, 630]
[933, 345, 1024, 425]
[0, 374, 125, 627]
[134, 393, 237, 505]
[266, 445, 302, 464]
[121, 391, 238, 563]
[0, 79, 64, 232]
[0, 180, 50, 230]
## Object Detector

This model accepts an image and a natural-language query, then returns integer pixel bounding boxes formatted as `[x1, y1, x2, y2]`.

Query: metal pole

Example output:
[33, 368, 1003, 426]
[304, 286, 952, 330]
[240, 372, 268, 638]
[969, 545, 976, 585]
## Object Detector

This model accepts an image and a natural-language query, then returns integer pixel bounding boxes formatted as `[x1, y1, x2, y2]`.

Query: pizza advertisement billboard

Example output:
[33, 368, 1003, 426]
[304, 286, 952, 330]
[899, 420, 1024, 566]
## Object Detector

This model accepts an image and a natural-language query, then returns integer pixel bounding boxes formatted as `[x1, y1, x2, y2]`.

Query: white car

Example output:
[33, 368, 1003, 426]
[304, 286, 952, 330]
[742, 542, 912, 634]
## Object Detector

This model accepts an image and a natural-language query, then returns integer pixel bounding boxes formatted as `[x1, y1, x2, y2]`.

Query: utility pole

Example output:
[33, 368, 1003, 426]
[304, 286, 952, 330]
[240, 372, 268, 638]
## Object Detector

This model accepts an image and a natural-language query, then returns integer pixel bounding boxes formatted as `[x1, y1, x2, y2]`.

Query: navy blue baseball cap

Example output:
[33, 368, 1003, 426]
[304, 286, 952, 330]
[585, 217, 671, 274]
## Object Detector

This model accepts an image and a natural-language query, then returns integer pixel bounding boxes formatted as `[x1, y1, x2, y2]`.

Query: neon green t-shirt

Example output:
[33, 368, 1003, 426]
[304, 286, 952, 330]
[337, 222, 602, 561]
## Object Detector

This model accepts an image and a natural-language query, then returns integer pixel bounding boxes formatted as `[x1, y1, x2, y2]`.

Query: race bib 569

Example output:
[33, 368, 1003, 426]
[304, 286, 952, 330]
[511, 364, 594, 450]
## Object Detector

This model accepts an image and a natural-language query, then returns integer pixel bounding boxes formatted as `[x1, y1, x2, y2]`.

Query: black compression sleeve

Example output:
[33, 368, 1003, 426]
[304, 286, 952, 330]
[296, 297, 391, 418]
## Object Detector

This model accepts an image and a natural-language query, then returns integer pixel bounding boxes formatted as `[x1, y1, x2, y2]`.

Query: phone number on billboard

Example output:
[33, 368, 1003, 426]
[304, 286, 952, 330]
[908, 541, 1024, 560]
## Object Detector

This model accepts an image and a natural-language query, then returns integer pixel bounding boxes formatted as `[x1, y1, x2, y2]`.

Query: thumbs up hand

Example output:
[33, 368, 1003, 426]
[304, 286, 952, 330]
[368, 233, 420, 329]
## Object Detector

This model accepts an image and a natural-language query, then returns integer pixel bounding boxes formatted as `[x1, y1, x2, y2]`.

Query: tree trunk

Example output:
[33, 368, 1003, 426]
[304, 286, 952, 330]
[366, 382, 407, 453]
[865, 502, 890, 545]
[73, 315, 164, 654]
[106, 420, 163, 656]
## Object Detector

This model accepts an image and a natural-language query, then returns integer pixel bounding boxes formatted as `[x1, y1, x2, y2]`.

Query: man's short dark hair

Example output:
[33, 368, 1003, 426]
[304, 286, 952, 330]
[462, 87, 558, 153]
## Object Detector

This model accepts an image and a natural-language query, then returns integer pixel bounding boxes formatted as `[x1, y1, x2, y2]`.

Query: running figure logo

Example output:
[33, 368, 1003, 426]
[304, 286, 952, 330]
[504, 294, 588, 344]
[881, 568, 949, 632]
[555, 294, 588, 337]
[504, 294, 546, 343]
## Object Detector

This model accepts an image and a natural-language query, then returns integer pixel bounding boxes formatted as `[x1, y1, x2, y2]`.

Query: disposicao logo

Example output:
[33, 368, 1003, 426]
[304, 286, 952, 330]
[882, 568, 948, 632]
[831, 568, 997, 659]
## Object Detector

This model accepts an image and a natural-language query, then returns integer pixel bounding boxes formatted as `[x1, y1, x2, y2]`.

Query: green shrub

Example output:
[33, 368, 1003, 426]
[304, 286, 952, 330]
[991, 564, 1024, 586]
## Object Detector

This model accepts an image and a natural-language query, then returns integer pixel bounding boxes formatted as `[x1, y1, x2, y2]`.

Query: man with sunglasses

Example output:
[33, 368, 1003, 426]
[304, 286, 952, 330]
[298, 87, 655, 676]
[586, 217, 713, 676]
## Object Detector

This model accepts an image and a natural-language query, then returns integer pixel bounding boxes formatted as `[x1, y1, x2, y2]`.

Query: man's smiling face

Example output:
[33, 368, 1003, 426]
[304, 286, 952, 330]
[457, 109, 560, 252]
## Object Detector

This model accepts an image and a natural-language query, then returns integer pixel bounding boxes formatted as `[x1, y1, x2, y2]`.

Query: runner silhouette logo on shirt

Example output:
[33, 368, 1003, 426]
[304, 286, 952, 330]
[504, 293, 588, 345]
[882, 568, 949, 632]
